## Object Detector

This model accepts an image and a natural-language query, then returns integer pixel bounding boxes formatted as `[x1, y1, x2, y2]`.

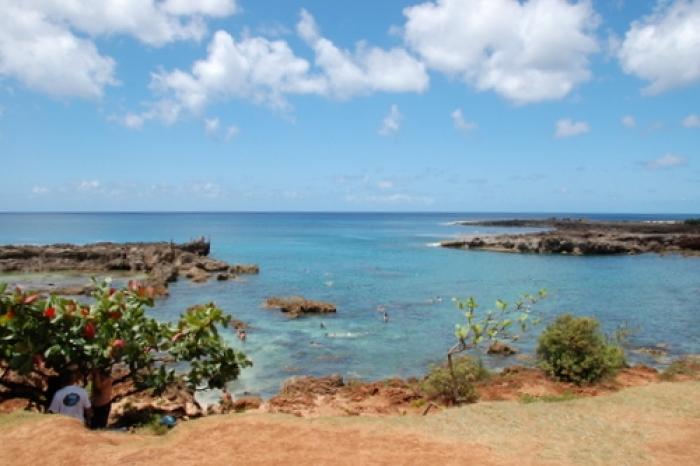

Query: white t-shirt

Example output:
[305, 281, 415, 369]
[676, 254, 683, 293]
[49, 385, 91, 423]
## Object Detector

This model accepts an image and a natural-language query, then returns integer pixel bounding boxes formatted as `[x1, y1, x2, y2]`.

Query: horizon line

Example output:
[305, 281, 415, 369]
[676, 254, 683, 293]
[0, 210, 699, 216]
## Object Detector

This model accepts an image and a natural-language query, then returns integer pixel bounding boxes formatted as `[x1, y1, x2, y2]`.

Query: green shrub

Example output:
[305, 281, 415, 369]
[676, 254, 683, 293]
[660, 357, 700, 381]
[537, 314, 625, 385]
[684, 218, 700, 226]
[421, 356, 489, 404]
[0, 280, 251, 406]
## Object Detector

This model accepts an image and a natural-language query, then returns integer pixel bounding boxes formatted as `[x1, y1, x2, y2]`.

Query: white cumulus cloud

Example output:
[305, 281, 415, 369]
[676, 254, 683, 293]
[402, 0, 600, 104]
[20, 0, 238, 46]
[451, 109, 476, 132]
[0, 3, 117, 98]
[379, 105, 402, 136]
[0, 0, 238, 98]
[225, 125, 240, 140]
[161, 0, 237, 18]
[646, 153, 687, 170]
[555, 118, 590, 138]
[77, 180, 101, 191]
[204, 117, 220, 135]
[142, 10, 428, 123]
[122, 113, 145, 129]
[31, 186, 50, 195]
[149, 30, 325, 115]
[683, 114, 700, 128]
[618, 0, 700, 94]
[297, 10, 429, 99]
[344, 193, 434, 205]
[621, 115, 636, 128]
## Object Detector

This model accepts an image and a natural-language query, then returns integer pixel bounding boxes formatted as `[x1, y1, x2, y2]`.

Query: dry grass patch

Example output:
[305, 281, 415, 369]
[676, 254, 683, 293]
[1, 381, 699, 465]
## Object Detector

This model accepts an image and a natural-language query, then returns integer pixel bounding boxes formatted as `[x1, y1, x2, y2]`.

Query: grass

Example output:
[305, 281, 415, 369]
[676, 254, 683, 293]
[315, 381, 700, 465]
[0, 411, 40, 428]
[2, 381, 700, 465]
[519, 390, 578, 404]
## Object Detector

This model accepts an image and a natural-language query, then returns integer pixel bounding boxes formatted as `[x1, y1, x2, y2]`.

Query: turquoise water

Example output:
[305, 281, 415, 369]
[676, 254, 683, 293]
[1, 212, 699, 396]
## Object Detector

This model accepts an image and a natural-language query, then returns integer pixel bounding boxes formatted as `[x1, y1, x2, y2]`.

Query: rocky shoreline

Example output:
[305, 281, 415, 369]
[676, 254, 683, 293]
[441, 218, 700, 256]
[264, 296, 337, 318]
[0, 239, 259, 296]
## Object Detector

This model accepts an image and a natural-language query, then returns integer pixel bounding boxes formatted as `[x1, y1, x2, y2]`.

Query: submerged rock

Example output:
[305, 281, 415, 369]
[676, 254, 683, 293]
[487, 341, 518, 356]
[230, 264, 260, 275]
[264, 296, 337, 318]
[230, 318, 248, 330]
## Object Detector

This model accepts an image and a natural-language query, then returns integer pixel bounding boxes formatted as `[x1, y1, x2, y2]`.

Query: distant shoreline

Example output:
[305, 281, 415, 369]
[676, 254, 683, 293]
[442, 218, 700, 256]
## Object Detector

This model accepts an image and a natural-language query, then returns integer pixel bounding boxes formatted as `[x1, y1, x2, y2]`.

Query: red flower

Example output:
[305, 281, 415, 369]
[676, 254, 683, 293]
[81, 307, 90, 317]
[109, 310, 122, 320]
[83, 322, 96, 340]
[109, 288, 117, 296]
[5, 308, 15, 320]
[32, 354, 44, 367]
[112, 339, 125, 350]
[44, 307, 56, 319]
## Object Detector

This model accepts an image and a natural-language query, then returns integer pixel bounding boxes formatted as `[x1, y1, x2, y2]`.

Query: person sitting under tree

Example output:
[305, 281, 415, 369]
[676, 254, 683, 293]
[90, 368, 113, 429]
[48, 370, 92, 426]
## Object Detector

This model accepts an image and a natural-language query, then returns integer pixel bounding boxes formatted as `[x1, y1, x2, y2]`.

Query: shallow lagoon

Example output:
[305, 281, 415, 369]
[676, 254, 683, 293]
[1, 212, 699, 396]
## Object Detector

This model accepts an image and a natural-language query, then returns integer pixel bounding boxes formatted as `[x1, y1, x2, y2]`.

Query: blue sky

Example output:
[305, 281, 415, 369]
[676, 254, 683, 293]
[0, 0, 698, 213]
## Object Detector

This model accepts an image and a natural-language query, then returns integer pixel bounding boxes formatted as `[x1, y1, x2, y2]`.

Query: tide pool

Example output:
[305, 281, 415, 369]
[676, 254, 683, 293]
[1, 212, 699, 396]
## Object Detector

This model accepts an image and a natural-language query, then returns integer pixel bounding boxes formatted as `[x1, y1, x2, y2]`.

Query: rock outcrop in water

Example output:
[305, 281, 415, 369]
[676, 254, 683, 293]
[264, 296, 336, 318]
[0, 239, 259, 296]
[441, 219, 700, 256]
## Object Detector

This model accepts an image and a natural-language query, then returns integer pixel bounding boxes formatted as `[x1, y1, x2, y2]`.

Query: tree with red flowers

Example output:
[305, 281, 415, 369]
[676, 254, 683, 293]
[0, 280, 250, 406]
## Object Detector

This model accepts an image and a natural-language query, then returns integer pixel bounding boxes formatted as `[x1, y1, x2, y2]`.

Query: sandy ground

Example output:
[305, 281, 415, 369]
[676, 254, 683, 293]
[1, 381, 699, 466]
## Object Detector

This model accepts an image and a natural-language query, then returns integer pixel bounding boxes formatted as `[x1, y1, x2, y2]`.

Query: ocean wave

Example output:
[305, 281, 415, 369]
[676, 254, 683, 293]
[425, 242, 442, 248]
[325, 331, 366, 339]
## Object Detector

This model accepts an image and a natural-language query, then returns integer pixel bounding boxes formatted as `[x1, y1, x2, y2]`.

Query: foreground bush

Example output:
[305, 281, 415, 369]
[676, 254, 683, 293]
[437, 290, 546, 404]
[422, 356, 489, 404]
[0, 280, 250, 406]
[537, 314, 625, 384]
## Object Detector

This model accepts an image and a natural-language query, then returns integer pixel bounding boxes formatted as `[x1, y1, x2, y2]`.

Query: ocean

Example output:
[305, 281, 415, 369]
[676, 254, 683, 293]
[1, 212, 699, 397]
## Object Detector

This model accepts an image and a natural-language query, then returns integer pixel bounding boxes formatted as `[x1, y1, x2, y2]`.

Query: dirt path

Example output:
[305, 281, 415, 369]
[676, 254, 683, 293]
[2, 381, 699, 466]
